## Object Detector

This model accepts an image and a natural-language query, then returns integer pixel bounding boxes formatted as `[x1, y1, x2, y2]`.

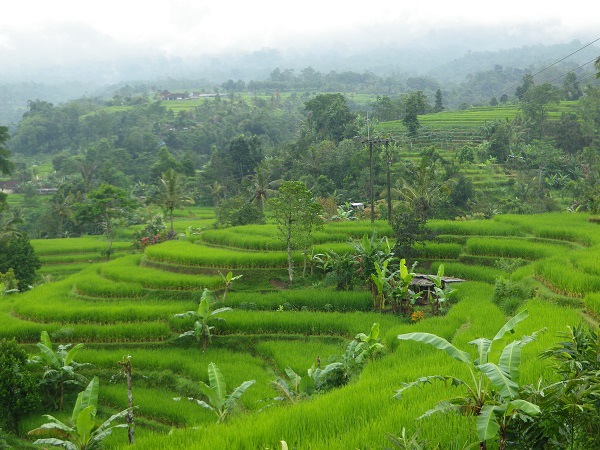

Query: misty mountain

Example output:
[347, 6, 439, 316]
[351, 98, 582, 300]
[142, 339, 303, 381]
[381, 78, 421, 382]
[1, 40, 598, 126]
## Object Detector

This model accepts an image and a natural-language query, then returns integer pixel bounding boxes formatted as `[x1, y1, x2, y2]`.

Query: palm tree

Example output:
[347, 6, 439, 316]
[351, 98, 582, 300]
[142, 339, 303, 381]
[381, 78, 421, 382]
[0, 210, 23, 241]
[245, 167, 277, 211]
[158, 168, 193, 235]
[205, 181, 225, 208]
[76, 160, 100, 193]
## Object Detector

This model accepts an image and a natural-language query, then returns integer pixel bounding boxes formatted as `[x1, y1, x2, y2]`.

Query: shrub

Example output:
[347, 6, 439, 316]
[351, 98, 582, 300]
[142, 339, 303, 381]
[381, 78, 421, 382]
[0, 339, 41, 432]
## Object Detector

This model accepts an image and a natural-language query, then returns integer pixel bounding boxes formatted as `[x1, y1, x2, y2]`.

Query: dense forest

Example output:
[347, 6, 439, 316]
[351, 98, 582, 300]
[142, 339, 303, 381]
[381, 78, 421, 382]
[1, 53, 600, 242]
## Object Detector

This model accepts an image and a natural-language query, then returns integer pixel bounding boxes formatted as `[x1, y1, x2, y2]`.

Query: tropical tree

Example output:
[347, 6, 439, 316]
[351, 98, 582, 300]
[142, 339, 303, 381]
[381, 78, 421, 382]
[268, 181, 323, 283]
[515, 324, 600, 449]
[427, 264, 457, 316]
[244, 166, 278, 211]
[0, 126, 13, 177]
[349, 230, 394, 310]
[29, 376, 129, 450]
[0, 232, 41, 290]
[402, 91, 429, 136]
[174, 362, 255, 423]
[158, 168, 193, 235]
[394, 310, 543, 450]
[390, 258, 420, 315]
[30, 331, 89, 411]
[173, 289, 232, 351]
[205, 181, 225, 208]
[0, 339, 40, 432]
[304, 93, 356, 142]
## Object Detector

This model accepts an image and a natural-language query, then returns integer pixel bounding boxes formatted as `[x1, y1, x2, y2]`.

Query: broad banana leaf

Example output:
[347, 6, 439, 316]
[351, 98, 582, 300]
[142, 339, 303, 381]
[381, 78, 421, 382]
[493, 309, 528, 341]
[72, 376, 99, 423]
[498, 341, 522, 381]
[75, 405, 96, 446]
[64, 343, 84, 367]
[477, 362, 518, 399]
[469, 338, 492, 365]
[477, 404, 501, 442]
[398, 332, 471, 363]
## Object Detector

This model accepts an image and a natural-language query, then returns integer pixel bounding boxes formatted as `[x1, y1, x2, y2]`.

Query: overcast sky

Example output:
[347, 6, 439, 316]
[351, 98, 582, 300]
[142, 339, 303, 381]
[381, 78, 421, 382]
[1, 0, 598, 70]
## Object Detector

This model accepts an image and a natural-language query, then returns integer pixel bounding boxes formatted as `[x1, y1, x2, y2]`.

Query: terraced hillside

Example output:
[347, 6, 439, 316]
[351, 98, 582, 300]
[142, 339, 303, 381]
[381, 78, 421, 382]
[3, 212, 599, 448]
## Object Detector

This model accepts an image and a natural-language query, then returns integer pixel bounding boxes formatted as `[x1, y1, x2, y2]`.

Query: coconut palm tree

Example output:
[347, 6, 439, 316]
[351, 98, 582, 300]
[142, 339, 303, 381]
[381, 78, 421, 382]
[158, 168, 193, 235]
[244, 167, 278, 211]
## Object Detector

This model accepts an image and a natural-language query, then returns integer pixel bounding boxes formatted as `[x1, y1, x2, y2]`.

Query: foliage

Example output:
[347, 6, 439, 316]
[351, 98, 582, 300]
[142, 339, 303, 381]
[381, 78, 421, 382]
[304, 93, 356, 142]
[0, 126, 13, 176]
[174, 362, 255, 423]
[132, 212, 171, 250]
[309, 322, 384, 392]
[427, 264, 457, 316]
[29, 331, 89, 411]
[28, 376, 129, 450]
[173, 289, 232, 351]
[217, 271, 242, 303]
[313, 249, 359, 291]
[0, 233, 41, 290]
[349, 230, 395, 310]
[512, 324, 600, 450]
[389, 205, 435, 263]
[0, 338, 41, 432]
[215, 195, 265, 227]
[0, 268, 19, 295]
[158, 168, 194, 234]
[395, 310, 544, 450]
[271, 367, 315, 404]
[268, 181, 324, 283]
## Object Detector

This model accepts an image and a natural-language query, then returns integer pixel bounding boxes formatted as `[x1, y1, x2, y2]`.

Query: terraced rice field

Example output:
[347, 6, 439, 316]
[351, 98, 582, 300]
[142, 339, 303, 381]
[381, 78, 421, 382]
[4, 212, 599, 448]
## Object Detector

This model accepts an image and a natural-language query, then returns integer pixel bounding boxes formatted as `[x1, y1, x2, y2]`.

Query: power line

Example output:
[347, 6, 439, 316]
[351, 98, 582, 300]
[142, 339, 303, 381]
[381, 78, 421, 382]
[492, 37, 600, 98]
[542, 58, 597, 85]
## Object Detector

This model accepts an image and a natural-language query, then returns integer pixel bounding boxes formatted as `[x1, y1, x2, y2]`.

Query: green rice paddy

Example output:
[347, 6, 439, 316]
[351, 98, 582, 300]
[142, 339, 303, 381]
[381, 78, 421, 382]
[4, 210, 600, 449]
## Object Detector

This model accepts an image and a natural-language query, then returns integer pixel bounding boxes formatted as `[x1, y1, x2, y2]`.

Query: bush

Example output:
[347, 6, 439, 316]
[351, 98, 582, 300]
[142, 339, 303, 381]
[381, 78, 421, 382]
[493, 277, 534, 314]
[216, 197, 264, 227]
[0, 339, 40, 432]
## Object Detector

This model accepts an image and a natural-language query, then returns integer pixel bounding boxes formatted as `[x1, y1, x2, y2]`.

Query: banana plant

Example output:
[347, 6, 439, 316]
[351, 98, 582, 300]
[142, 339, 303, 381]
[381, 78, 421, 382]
[30, 331, 89, 411]
[174, 362, 255, 423]
[173, 289, 232, 351]
[391, 258, 421, 314]
[217, 270, 242, 303]
[371, 260, 395, 310]
[354, 322, 385, 364]
[271, 367, 315, 404]
[427, 264, 456, 316]
[394, 310, 543, 450]
[28, 376, 129, 450]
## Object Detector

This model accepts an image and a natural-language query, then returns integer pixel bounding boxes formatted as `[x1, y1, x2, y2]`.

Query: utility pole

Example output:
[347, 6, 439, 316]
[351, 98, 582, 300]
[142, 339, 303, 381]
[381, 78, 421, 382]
[356, 124, 395, 224]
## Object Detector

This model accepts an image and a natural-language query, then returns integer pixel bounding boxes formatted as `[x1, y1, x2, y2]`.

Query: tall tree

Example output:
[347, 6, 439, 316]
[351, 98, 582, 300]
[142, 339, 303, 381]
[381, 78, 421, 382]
[515, 74, 534, 100]
[268, 181, 323, 283]
[562, 72, 582, 100]
[0, 126, 13, 176]
[520, 83, 561, 139]
[0, 233, 41, 291]
[0, 339, 40, 432]
[434, 89, 444, 113]
[304, 93, 356, 142]
[158, 168, 193, 234]
[402, 91, 429, 137]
